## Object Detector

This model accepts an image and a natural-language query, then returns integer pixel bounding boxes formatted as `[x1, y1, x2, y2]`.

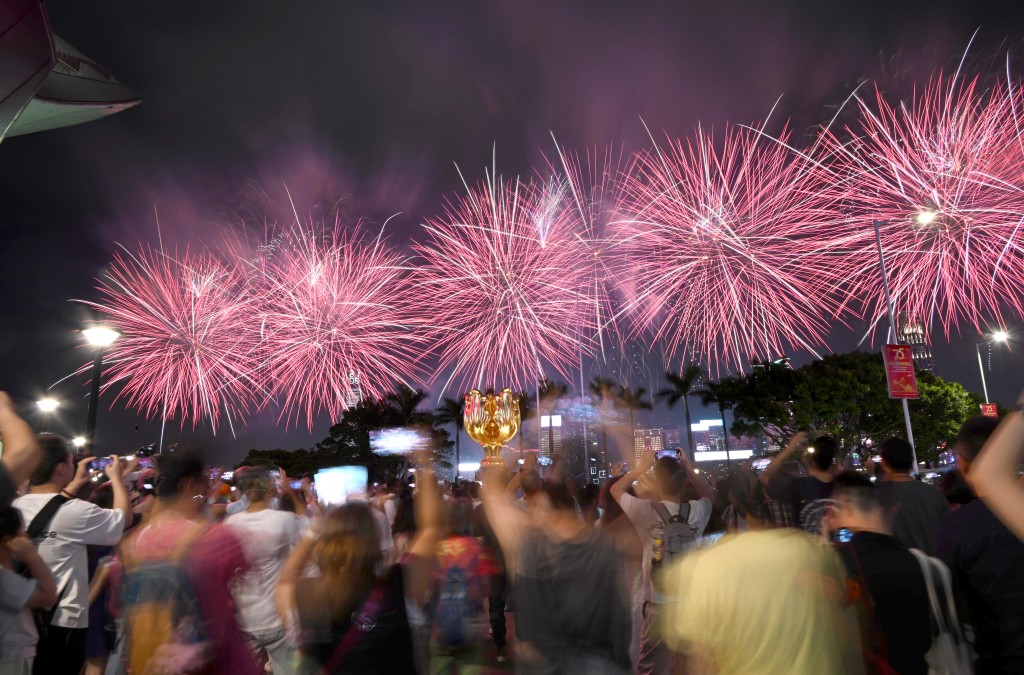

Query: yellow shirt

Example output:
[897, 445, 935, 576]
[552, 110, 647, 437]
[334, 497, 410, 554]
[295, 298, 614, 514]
[661, 529, 864, 675]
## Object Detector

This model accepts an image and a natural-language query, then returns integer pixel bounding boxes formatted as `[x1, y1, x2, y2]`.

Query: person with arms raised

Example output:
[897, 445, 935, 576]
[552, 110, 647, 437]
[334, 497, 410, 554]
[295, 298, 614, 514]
[610, 448, 713, 675]
[13, 436, 130, 675]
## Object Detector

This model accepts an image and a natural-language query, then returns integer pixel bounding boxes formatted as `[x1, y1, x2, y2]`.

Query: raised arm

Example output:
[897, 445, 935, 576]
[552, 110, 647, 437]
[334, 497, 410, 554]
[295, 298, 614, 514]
[679, 452, 714, 501]
[0, 392, 40, 487]
[405, 466, 442, 606]
[89, 456, 132, 530]
[275, 535, 316, 626]
[970, 393, 1024, 542]
[610, 449, 656, 504]
[759, 431, 808, 485]
[6, 536, 58, 608]
[481, 466, 530, 578]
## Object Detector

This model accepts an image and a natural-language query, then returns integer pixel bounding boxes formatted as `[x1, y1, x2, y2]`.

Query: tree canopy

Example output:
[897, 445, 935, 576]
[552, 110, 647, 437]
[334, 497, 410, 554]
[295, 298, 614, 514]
[722, 351, 983, 463]
[237, 385, 453, 480]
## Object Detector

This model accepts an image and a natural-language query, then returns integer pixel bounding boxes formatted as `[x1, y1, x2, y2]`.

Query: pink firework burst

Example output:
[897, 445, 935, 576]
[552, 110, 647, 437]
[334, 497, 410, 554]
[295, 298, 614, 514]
[812, 71, 1024, 336]
[415, 167, 599, 393]
[543, 139, 626, 360]
[80, 246, 264, 432]
[252, 219, 429, 429]
[611, 122, 846, 372]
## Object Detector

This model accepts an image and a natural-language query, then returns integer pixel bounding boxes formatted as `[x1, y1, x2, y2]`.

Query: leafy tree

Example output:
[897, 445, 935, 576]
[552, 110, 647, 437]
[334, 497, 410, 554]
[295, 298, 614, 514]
[616, 385, 653, 440]
[238, 385, 453, 481]
[725, 351, 982, 464]
[723, 359, 799, 446]
[656, 365, 705, 459]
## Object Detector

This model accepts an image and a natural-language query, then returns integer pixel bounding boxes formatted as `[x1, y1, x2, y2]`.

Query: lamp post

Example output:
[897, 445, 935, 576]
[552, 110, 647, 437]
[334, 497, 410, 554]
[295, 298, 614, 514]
[975, 330, 1009, 404]
[872, 219, 918, 473]
[36, 397, 60, 432]
[82, 326, 120, 453]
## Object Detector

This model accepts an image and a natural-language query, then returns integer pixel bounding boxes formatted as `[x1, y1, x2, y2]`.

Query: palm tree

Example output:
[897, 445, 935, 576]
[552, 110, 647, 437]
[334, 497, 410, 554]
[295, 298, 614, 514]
[657, 364, 705, 461]
[385, 385, 428, 421]
[434, 396, 465, 481]
[694, 379, 734, 470]
[616, 386, 653, 447]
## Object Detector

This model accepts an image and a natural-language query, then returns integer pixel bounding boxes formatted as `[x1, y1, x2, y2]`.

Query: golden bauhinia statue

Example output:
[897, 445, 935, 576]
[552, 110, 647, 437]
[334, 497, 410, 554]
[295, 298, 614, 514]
[463, 388, 520, 468]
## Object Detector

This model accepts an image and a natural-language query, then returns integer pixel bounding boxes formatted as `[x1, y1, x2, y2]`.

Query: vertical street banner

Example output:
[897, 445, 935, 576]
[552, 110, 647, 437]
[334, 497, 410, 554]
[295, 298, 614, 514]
[980, 403, 999, 418]
[882, 345, 920, 399]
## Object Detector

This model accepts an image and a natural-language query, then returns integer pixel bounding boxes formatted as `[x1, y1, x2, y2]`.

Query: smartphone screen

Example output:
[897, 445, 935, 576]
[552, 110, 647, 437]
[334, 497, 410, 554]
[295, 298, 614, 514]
[290, 480, 303, 490]
[137, 457, 154, 468]
[314, 466, 368, 506]
[89, 458, 113, 472]
[833, 527, 854, 544]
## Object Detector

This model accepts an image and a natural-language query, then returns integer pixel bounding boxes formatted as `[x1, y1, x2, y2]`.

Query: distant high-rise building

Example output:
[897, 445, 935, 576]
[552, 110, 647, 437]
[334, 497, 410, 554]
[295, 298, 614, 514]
[690, 419, 726, 453]
[633, 427, 666, 465]
[560, 418, 590, 479]
[345, 370, 362, 408]
[897, 313, 935, 374]
[662, 427, 681, 450]
[540, 414, 563, 463]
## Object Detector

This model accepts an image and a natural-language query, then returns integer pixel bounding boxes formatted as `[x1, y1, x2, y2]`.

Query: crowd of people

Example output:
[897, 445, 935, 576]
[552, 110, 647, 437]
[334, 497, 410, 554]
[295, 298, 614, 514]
[2, 387, 1024, 675]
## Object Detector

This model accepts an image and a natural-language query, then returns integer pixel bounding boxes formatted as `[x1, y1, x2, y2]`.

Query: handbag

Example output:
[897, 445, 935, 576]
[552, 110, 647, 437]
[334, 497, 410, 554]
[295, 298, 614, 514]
[908, 549, 973, 675]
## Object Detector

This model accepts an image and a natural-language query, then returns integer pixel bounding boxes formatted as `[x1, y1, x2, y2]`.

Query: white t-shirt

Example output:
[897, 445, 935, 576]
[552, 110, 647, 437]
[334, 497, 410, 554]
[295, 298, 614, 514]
[382, 495, 398, 527]
[0, 567, 38, 662]
[371, 507, 393, 555]
[619, 492, 712, 603]
[224, 508, 307, 634]
[13, 494, 126, 628]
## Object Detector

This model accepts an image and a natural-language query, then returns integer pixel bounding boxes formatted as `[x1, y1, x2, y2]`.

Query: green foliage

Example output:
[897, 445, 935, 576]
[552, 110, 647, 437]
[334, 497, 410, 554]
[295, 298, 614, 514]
[237, 385, 453, 481]
[724, 351, 982, 463]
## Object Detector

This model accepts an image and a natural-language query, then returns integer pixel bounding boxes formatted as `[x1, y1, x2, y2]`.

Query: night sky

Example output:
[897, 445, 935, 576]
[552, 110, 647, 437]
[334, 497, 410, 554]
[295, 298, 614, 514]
[2, 0, 1023, 466]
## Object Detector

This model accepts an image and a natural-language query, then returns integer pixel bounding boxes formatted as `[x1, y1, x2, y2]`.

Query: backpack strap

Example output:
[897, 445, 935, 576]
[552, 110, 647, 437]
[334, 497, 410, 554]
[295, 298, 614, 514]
[650, 501, 673, 525]
[677, 501, 691, 525]
[651, 501, 691, 525]
[27, 494, 71, 540]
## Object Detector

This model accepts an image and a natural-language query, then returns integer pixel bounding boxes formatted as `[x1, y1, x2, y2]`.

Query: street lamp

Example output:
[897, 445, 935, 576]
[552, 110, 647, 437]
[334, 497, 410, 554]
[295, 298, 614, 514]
[872, 220, 918, 473]
[975, 330, 1009, 404]
[71, 436, 86, 448]
[36, 397, 60, 431]
[82, 326, 120, 452]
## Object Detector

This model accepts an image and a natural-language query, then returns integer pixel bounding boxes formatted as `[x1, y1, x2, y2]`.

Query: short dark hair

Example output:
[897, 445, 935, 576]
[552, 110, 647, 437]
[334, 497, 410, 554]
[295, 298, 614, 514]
[155, 450, 205, 498]
[29, 434, 72, 486]
[833, 470, 878, 512]
[0, 506, 24, 539]
[808, 436, 838, 471]
[543, 480, 577, 513]
[654, 456, 685, 495]
[879, 437, 914, 472]
[955, 416, 1000, 462]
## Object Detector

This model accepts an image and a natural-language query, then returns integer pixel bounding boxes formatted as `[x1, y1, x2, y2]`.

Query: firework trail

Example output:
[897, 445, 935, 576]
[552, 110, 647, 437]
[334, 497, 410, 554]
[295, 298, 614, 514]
[415, 160, 600, 394]
[812, 70, 1024, 337]
[543, 139, 626, 364]
[611, 121, 846, 372]
[250, 216, 429, 429]
[79, 246, 264, 432]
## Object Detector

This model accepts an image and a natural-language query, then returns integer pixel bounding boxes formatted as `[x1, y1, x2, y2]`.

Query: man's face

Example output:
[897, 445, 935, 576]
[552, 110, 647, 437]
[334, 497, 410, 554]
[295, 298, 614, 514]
[54, 454, 74, 486]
